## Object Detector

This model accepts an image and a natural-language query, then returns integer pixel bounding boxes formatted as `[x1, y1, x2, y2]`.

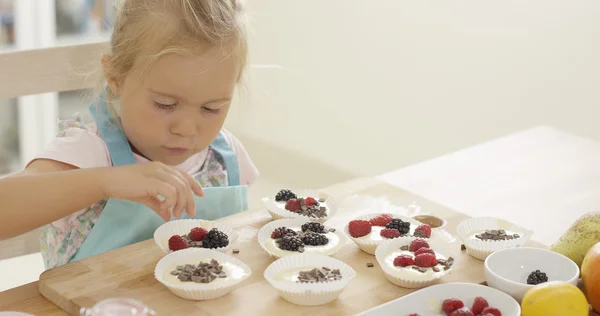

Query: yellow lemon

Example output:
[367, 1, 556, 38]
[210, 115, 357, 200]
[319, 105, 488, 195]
[521, 281, 589, 316]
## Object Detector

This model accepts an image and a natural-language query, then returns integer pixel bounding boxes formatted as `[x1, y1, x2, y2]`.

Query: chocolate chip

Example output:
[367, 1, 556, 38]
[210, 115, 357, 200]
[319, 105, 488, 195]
[400, 245, 410, 251]
[319, 198, 325, 202]
[432, 266, 440, 272]
[411, 266, 421, 271]
[297, 267, 342, 283]
[298, 246, 305, 253]
[171, 259, 227, 283]
[232, 249, 239, 254]
[461, 244, 466, 251]
[328, 228, 336, 232]
[366, 262, 374, 268]
[417, 267, 427, 273]
[475, 230, 521, 241]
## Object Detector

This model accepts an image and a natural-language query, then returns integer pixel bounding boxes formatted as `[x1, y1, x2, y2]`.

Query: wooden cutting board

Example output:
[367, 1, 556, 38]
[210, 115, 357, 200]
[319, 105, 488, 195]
[38, 178, 545, 316]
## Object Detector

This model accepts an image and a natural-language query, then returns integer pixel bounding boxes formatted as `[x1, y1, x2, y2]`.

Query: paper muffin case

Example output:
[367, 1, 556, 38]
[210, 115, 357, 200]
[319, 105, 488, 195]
[262, 189, 337, 224]
[344, 213, 438, 255]
[153, 219, 238, 254]
[456, 217, 533, 261]
[263, 253, 356, 306]
[258, 218, 348, 259]
[375, 236, 455, 289]
[154, 248, 251, 300]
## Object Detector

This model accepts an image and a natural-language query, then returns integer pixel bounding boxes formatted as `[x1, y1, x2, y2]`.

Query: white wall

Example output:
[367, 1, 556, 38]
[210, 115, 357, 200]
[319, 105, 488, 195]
[226, 0, 600, 177]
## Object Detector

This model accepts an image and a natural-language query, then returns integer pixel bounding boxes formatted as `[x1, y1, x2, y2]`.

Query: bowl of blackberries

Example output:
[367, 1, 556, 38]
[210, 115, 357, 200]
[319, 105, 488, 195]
[484, 247, 580, 302]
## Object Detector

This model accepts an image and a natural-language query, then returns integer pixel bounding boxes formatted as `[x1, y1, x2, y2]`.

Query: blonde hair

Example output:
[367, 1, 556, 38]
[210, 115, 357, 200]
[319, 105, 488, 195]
[100, 0, 247, 120]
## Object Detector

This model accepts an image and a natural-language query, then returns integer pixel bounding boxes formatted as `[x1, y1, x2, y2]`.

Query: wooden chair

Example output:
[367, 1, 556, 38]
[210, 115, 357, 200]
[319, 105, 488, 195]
[0, 41, 108, 260]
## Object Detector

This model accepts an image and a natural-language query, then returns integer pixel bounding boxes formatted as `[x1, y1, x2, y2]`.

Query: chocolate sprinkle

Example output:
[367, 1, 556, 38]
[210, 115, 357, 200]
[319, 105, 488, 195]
[232, 249, 240, 254]
[475, 229, 520, 241]
[293, 198, 328, 218]
[366, 263, 374, 268]
[432, 266, 440, 272]
[461, 244, 466, 251]
[172, 259, 226, 283]
[296, 267, 342, 283]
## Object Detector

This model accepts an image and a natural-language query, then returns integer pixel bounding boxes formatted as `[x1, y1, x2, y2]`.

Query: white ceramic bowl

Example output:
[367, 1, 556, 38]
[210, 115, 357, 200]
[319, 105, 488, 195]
[153, 219, 238, 254]
[356, 282, 521, 316]
[375, 236, 455, 289]
[484, 247, 580, 302]
[262, 189, 337, 223]
[258, 218, 348, 258]
[264, 253, 356, 306]
[457, 217, 532, 260]
[154, 248, 251, 300]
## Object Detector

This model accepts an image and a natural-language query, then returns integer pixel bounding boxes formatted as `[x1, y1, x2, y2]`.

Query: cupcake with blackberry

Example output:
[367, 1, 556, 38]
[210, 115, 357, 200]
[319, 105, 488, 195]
[258, 219, 348, 258]
[262, 189, 336, 223]
[344, 213, 429, 255]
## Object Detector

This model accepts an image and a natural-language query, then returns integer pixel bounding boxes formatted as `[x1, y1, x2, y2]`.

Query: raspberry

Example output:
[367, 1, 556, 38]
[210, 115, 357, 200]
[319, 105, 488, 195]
[471, 297, 489, 314]
[480, 307, 501, 316]
[168, 235, 189, 251]
[380, 228, 401, 239]
[393, 254, 415, 267]
[285, 199, 301, 212]
[369, 214, 393, 226]
[414, 253, 438, 268]
[414, 224, 432, 238]
[442, 299, 465, 315]
[409, 238, 430, 252]
[414, 247, 435, 256]
[449, 307, 474, 316]
[408, 314, 420, 316]
[271, 227, 297, 239]
[304, 197, 317, 206]
[189, 227, 208, 241]
[348, 220, 372, 238]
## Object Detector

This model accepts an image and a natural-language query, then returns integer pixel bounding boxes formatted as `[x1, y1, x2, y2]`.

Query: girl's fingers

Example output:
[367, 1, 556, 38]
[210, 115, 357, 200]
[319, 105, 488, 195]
[181, 171, 204, 197]
[156, 170, 187, 219]
[162, 168, 194, 218]
[152, 180, 177, 215]
[142, 196, 170, 221]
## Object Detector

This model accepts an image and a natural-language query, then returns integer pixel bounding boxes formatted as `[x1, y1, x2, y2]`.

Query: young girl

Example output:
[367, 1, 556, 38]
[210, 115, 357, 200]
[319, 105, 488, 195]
[0, 0, 258, 269]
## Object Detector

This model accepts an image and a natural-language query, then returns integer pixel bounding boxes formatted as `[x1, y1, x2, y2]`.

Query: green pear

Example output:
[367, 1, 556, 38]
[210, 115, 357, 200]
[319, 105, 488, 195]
[550, 212, 600, 267]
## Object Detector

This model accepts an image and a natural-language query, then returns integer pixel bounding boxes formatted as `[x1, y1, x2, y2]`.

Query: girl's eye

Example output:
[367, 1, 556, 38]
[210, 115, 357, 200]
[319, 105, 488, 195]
[155, 102, 177, 111]
[202, 106, 220, 113]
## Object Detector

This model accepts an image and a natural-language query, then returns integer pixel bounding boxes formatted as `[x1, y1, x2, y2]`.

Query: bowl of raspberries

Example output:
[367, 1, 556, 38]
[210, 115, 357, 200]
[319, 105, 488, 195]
[344, 213, 432, 255]
[154, 219, 238, 254]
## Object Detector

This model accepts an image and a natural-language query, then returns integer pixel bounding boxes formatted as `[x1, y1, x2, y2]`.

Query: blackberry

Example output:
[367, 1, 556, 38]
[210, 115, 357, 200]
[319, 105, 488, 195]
[527, 270, 548, 285]
[271, 227, 297, 239]
[275, 189, 297, 202]
[302, 232, 329, 246]
[385, 219, 411, 235]
[279, 235, 303, 251]
[202, 228, 229, 249]
[301, 222, 326, 233]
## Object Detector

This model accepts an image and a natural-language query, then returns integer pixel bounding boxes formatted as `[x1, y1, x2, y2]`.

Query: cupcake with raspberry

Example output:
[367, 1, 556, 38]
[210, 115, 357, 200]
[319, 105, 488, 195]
[257, 218, 348, 258]
[262, 189, 336, 223]
[154, 219, 238, 254]
[375, 236, 455, 288]
[344, 213, 430, 255]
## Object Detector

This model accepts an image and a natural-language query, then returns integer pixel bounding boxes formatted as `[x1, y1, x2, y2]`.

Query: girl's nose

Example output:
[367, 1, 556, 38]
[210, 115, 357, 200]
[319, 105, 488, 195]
[170, 117, 197, 137]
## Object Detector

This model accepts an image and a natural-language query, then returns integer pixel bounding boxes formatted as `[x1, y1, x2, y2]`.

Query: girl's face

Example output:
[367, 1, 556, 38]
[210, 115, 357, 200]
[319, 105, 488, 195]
[107, 47, 240, 165]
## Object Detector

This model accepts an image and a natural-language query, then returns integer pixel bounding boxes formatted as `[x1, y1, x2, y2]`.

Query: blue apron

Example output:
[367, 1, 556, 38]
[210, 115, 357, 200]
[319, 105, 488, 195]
[70, 98, 248, 262]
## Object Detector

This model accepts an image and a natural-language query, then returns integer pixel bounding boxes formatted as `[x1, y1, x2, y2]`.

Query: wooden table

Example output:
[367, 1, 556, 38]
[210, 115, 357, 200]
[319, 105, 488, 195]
[377, 126, 600, 246]
[0, 177, 540, 315]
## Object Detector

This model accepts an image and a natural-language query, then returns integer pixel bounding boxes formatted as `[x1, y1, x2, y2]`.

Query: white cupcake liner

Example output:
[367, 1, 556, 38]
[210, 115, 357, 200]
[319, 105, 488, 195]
[258, 218, 348, 259]
[344, 213, 445, 255]
[154, 248, 251, 300]
[153, 219, 238, 254]
[456, 217, 533, 261]
[263, 253, 356, 306]
[375, 236, 455, 289]
[262, 189, 337, 223]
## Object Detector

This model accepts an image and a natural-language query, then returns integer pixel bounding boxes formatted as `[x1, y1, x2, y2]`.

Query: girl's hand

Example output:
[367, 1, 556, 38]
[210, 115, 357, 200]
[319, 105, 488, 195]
[101, 162, 204, 221]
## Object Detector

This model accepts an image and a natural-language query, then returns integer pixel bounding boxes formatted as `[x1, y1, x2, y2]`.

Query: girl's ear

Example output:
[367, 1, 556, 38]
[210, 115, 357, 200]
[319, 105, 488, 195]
[101, 54, 121, 97]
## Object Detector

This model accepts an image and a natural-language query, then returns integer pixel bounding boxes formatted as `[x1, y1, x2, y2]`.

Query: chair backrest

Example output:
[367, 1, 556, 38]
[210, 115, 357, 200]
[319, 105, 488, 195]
[0, 41, 109, 100]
